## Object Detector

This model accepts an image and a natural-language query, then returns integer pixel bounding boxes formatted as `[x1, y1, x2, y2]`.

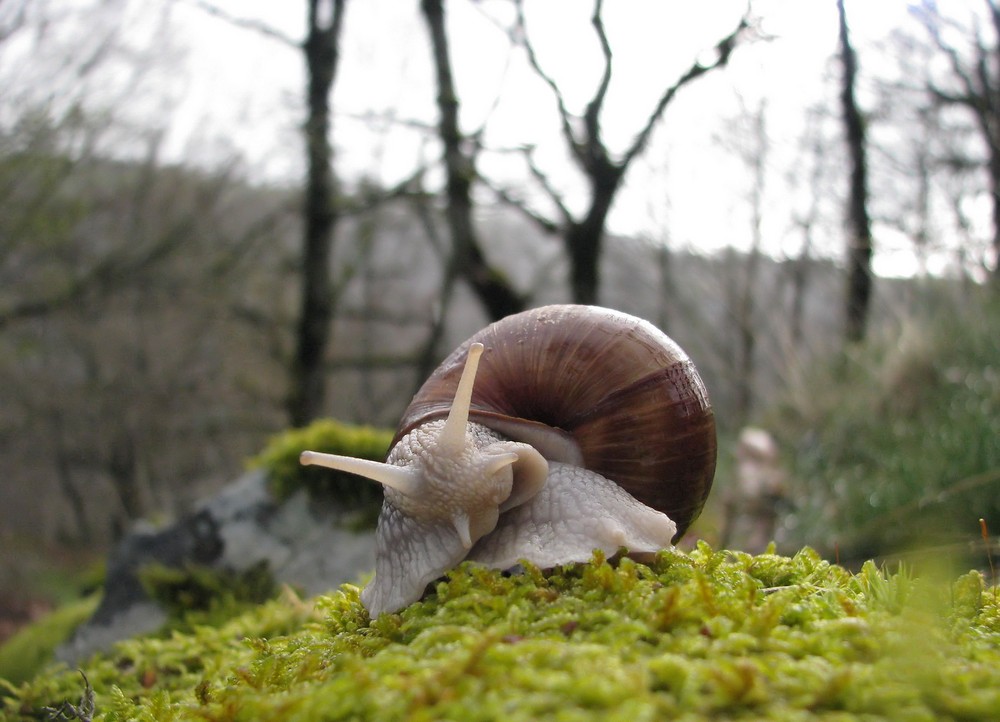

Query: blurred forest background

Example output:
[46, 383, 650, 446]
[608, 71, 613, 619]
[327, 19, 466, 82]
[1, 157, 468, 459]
[1, 0, 999, 624]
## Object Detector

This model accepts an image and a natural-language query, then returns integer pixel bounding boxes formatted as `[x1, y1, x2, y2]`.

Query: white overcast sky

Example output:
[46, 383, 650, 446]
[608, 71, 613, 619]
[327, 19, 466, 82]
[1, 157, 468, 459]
[155, 0, 972, 276]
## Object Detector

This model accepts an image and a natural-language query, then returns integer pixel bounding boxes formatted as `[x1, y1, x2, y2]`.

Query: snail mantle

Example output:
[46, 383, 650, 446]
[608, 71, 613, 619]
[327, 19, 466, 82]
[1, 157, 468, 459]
[301, 304, 717, 616]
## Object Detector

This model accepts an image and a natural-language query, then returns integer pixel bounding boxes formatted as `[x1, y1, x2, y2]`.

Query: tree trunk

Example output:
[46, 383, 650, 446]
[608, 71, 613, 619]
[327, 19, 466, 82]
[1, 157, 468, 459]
[988, 144, 1000, 288]
[288, 0, 347, 427]
[732, 102, 768, 426]
[51, 417, 92, 544]
[789, 233, 811, 348]
[421, 0, 525, 321]
[107, 432, 142, 523]
[837, 0, 874, 343]
[564, 163, 621, 305]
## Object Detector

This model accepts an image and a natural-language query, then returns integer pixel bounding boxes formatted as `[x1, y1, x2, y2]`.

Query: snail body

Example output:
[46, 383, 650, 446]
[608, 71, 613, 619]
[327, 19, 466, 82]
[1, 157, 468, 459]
[301, 305, 717, 615]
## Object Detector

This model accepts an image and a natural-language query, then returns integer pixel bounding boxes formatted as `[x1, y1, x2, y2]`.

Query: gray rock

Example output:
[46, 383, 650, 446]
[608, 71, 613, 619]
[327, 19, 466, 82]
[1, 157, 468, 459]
[57, 470, 376, 664]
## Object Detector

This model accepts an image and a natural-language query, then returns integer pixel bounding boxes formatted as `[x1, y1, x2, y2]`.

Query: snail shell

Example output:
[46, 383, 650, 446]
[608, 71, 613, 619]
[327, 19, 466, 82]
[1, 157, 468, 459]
[396, 304, 717, 538]
[301, 304, 717, 615]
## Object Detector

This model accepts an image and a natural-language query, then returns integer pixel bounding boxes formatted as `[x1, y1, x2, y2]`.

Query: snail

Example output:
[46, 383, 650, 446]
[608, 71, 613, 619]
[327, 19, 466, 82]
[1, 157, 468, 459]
[300, 305, 717, 615]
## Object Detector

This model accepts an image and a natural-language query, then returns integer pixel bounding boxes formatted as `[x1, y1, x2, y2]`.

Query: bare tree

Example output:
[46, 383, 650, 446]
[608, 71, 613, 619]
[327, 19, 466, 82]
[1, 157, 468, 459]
[730, 100, 769, 427]
[837, 0, 875, 343]
[188, 1, 349, 426]
[419, 0, 525, 321]
[288, 0, 349, 426]
[785, 106, 834, 349]
[914, 0, 1000, 288]
[504, 0, 750, 304]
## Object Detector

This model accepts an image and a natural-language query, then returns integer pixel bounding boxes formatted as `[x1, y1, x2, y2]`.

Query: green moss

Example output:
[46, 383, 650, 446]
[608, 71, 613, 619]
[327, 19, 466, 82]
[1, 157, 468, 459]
[138, 561, 278, 632]
[0, 593, 100, 687]
[248, 419, 393, 512]
[4, 544, 999, 720]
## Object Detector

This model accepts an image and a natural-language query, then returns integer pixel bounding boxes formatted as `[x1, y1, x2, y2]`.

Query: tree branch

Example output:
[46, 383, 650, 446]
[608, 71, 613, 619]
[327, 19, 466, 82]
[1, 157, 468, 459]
[343, 109, 436, 134]
[622, 10, 751, 168]
[338, 164, 434, 217]
[928, 82, 975, 107]
[523, 146, 573, 223]
[0, 216, 195, 330]
[583, 0, 613, 153]
[488, 182, 561, 235]
[512, 0, 584, 165]
[918, 0, 979, 102]
[187, 0, 300, 48]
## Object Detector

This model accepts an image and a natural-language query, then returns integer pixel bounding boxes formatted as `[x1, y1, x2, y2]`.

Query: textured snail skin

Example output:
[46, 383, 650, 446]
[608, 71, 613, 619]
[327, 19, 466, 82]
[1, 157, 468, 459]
[466, 461, 677, 571]
[359, 420, 548, 615]
[302, 305, 717, 616]
[360, 423, 678, 615]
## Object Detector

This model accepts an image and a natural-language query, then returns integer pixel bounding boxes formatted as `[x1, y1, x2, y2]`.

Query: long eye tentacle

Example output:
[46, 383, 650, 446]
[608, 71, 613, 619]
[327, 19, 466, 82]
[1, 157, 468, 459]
[299, 451, 421, 495]
[436, 342, 484, 453]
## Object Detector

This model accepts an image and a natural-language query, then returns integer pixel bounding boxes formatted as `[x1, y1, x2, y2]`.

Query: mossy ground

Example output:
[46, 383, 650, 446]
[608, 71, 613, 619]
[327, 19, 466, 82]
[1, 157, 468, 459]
[2, 544, 998, 721]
